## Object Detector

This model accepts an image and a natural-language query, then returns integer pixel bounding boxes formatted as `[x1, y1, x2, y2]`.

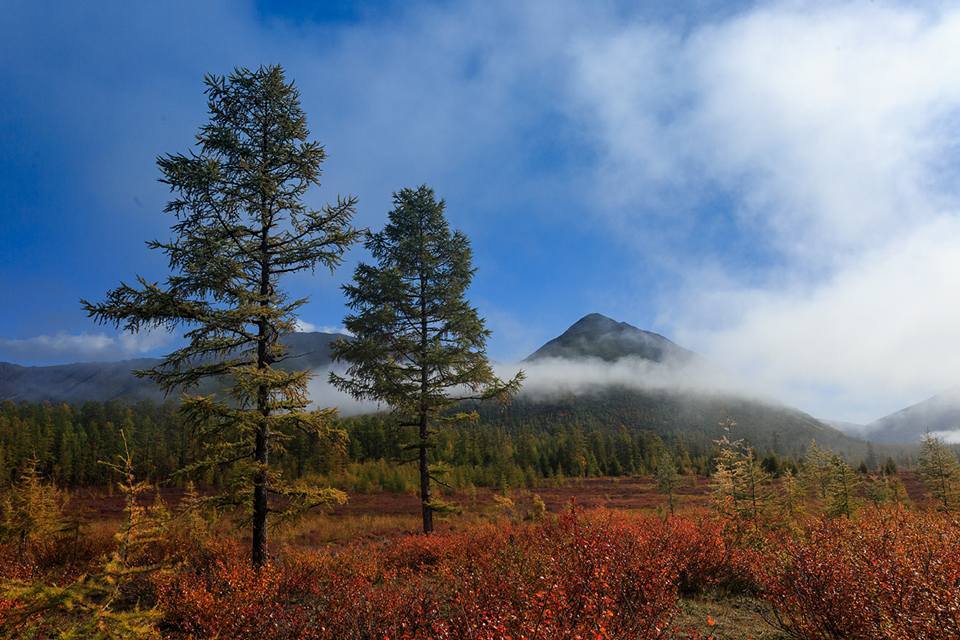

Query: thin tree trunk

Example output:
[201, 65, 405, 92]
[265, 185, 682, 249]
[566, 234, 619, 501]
[253, 394, 268, 566]
[418, 214, 432, 534]
[939, 456, 949, 510]
[419, 409, 432, 534]
[418, 289, 433, 533]
[253, 230, 271, 568]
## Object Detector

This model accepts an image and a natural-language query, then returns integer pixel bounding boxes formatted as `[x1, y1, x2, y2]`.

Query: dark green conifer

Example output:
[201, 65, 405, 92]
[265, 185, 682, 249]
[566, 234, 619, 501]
[83, 65, 359, 567]
[331, 185, 522, 533]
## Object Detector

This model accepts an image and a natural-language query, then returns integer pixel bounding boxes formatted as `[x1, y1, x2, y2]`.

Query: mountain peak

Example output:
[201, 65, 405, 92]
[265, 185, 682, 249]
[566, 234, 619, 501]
[525, 314, 694, 364]
[569, 313, 621, 330]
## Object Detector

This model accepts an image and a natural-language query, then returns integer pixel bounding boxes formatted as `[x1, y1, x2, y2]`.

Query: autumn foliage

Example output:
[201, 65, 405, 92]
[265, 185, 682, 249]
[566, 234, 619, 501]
[758, 507, 960, 640]
[3, 499, 960, 639]
[155, 509, 714, 639]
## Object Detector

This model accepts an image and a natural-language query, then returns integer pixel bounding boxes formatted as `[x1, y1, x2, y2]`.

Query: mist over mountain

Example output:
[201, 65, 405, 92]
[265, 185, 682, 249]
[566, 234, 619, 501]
[823, 419, 869, 439]
[471, 387, 868, 458]
[0, 314, 873, 456]
[861, 389, 960, 444]
[487, 313, 871, 457]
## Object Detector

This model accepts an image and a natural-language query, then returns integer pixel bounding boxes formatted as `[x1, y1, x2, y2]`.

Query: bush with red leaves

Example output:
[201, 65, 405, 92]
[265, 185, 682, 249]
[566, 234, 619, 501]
[759, 507, 960, 640]
[156, 509, 704, 639]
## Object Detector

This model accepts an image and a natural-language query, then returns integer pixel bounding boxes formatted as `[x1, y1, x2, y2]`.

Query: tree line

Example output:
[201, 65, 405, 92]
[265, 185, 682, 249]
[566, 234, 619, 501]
[0, 400, 729, 491]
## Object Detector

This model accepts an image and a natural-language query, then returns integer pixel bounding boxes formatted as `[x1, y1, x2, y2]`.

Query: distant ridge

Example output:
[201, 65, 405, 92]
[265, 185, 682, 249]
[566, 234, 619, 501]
[0, 332, 343, 403]
[525, 313, 694, 364]
[863, 388, 960, 444]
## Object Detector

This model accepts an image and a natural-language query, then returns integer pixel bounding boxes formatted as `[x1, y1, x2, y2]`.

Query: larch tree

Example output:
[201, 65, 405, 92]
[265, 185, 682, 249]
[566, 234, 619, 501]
[711, 435, 773, 536]
[83, 65, 359, 567]
[330, 185, 522, 533]
[655, 452, 679, 516]
[801, 440, 833, 501]
[825, 455, 860, 519]
[918, 433, 960, 511]
[778, 470, 805, 526]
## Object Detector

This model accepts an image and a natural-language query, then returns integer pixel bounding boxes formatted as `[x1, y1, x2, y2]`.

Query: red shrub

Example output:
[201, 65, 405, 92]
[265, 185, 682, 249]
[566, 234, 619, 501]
[656, 516, 748, 595]
[759, 507, 960, 640]
[156, 510, 696, 639]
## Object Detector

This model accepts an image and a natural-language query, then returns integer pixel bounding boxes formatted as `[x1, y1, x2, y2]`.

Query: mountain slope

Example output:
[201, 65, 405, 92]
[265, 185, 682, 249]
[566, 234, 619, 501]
[473, 387, 868, 458]
[0, 332, 342, 403]
[864, 389, 960, 444]
[496, 313, 870, 456]
[526, 313, 695, 363]
[0, 358, 165, 403]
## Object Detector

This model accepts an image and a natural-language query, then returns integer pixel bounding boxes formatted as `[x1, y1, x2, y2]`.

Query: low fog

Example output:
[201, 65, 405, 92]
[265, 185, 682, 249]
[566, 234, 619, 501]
[932, 431, 960, 445]
[495, 356, 750, 400]
[306, 366, 385, 417]
[307, 355, 780, 417]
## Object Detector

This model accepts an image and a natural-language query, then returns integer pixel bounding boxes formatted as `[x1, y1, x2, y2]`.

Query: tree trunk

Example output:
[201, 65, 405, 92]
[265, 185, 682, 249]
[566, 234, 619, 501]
[253, 232, 271, 568]
[253, 395, 268, 567]
[419, 410, 433, 534]
[418, 215, 432, 535]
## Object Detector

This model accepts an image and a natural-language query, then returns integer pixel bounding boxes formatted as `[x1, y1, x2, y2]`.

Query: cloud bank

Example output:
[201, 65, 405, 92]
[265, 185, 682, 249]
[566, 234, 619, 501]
[495, 356, 749, 401]
[309, 354, 766, 417]
[566, 2, 960, 422]
[294, 320, 352, 336]
[306, 367, 385, 417]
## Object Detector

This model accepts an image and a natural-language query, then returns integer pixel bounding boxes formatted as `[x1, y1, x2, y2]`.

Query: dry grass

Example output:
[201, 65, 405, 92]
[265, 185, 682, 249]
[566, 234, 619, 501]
[280, 512, 423, 545]
[674, 594, 789, 640]
[65, 475, 714, 546]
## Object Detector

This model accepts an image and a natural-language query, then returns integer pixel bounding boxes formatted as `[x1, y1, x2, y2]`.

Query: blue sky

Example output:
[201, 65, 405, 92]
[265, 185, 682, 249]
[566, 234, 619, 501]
[3, 1, 960, 422]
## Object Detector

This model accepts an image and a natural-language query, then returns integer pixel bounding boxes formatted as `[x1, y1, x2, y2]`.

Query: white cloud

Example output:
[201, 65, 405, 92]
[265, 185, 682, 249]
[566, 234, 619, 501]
[568, 1, 960, 421]
[495, 355, 751, 401]
[0, 327, 173, 364]
[676, 218, 960, 421]
[294, 319, 318, 333]
[311, 355, 750, 418]
[931, 430, 960, 444]
[306, 367, 384, 417]
[295, 320, 353, 336]
[573, 3, 960, 255]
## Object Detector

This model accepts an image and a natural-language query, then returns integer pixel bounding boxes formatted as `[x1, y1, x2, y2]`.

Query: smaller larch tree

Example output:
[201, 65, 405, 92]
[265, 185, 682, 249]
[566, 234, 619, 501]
[331, 185, 522, 533]
[778, 470, 806, 527]
[0, 456, 69, 551]
[1, 437, 162, 639]
[864, 472, 908, 509]
[801, 440, 833, 502]
[825, 455, 860, 519]
[711, 435, 774, 537]
[655, 452, 680, 516]
[918, 433, 960, 511]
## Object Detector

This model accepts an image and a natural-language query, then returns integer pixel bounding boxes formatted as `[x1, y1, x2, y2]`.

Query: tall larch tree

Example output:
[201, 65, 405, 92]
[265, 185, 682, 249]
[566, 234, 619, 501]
[83, 65, 359, 567]
[331, 185, 522, 533]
